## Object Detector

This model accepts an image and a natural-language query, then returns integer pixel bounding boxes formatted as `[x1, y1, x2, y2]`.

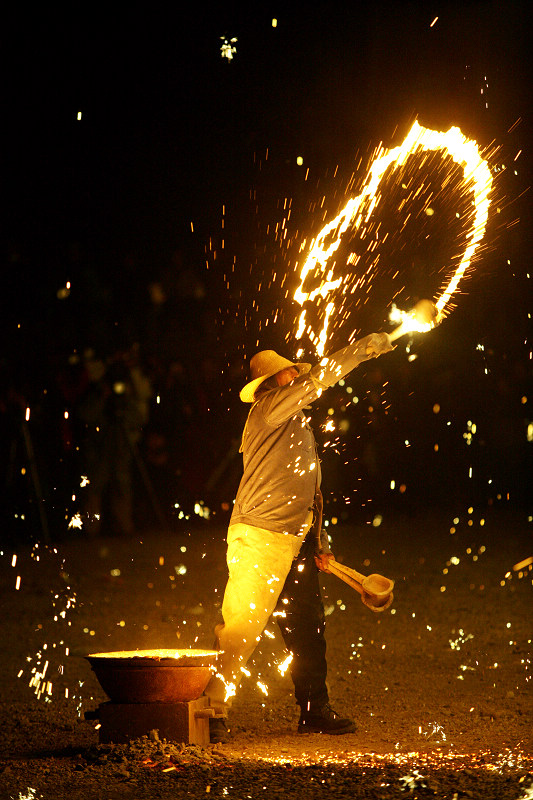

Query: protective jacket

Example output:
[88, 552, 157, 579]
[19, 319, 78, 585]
[230, 333, 390, 535]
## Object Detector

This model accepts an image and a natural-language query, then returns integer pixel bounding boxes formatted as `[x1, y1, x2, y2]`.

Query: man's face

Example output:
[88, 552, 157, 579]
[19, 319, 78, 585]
[275, 366, 299, 387]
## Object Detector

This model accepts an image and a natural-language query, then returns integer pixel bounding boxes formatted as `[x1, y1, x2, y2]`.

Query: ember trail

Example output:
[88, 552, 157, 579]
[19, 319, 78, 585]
[293, 122, 494, 356]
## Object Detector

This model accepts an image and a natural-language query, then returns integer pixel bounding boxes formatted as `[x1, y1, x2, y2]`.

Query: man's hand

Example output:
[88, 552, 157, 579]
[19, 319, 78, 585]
[365, 332, 393, 357]
[314, 552, 334, 573]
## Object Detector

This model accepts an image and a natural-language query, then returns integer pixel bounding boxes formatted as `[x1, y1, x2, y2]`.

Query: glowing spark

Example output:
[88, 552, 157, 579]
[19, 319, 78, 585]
[257, 680, 268, 695]
[421, 721, 447, 742]
[399, 770, 427, 790]
[449, 629, 474, 650]
[278, 653, 293, 676]
[68, 513, 83, 530]
[224, 680, 236, 702]
[220, 36, 237, 61]
[294, 121, 493, 355]
[80, 475, 90, 487]
[194, 501, 210, 519]
[18, 789, 40, 800]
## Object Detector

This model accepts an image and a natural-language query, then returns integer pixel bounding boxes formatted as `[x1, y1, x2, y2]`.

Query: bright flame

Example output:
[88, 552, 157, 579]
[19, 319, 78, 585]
[388, 303, 434, 338]
[294, 121, 493, 355]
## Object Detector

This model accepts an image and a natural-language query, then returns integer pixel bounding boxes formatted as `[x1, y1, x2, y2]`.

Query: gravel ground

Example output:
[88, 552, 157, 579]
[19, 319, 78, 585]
[0, 507, 531, 799]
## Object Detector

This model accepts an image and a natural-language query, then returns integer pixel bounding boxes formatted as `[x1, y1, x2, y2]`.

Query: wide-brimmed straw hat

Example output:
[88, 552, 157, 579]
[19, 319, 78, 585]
[239, 350, 311, 403]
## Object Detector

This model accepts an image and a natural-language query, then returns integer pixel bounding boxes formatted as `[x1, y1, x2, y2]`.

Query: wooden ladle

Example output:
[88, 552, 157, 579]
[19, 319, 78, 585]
[328, 558, 394, 612]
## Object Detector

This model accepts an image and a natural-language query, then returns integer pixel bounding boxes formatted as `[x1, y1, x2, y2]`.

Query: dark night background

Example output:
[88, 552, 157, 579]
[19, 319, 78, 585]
[1, 2, 531, 542]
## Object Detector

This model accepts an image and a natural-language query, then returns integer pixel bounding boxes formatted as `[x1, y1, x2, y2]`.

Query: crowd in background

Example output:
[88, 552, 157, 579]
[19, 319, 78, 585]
[0, 246, 246, 543]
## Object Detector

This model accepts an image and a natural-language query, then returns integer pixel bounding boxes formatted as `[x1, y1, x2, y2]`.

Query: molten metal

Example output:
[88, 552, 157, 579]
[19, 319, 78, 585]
[294, 121, 493, 355]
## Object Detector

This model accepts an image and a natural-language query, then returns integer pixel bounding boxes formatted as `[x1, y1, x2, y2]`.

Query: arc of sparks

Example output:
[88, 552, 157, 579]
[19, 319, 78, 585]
[294, 120, 493, 355]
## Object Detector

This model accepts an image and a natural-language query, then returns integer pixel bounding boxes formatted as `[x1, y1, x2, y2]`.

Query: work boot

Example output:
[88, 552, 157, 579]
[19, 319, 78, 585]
[298, 703, 356, 735]
[209, 716, 230, 744]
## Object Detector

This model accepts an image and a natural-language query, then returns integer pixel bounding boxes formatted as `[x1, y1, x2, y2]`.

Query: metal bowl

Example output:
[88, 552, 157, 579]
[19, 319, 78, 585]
[86, 649, 220, 703]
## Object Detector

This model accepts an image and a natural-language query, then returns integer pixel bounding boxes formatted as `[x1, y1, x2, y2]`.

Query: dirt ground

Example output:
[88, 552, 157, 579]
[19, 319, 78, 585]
[0, 507, 531, 799]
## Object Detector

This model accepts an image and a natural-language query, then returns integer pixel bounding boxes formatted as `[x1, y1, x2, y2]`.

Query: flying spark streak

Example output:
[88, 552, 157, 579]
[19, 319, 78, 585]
[277, 653, 293, 676]
[513, 556, 533, 571]
[14, 544, 78, 708]
[294, 121, 494, 355]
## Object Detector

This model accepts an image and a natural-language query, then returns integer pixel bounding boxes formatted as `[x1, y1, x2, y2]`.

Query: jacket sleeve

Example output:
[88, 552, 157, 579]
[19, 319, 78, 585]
[310, 333, 392, 389]
[259, 333, 392, 426]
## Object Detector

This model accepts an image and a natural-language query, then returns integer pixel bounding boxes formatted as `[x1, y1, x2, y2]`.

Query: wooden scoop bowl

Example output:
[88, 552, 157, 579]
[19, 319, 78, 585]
[328, 558, 394, 612]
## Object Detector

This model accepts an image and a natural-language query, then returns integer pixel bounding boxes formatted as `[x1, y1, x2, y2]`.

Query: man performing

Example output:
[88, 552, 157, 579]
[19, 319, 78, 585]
[205, 331, 393, 743]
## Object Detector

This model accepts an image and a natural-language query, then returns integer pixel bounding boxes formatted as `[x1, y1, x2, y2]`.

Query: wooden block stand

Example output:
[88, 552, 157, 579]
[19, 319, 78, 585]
[97, 695, 214, 745]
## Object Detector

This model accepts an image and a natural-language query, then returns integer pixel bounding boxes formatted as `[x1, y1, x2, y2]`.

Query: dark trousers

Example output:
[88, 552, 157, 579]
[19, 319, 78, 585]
[275, 530, 329, 712]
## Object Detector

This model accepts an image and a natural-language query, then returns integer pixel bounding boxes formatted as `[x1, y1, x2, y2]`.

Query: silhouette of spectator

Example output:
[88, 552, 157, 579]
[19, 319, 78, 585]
[77, 347, 151, 536]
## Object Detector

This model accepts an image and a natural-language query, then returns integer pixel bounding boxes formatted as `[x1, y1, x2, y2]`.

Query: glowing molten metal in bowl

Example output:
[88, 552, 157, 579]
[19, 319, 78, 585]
[86, 649, 220, 704]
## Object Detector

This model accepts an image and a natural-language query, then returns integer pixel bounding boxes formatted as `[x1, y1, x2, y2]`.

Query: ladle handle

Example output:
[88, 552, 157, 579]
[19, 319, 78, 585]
[328, 560, 364, 595]
[328, 560, 394, 613]
[329, 558, 367, 585]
